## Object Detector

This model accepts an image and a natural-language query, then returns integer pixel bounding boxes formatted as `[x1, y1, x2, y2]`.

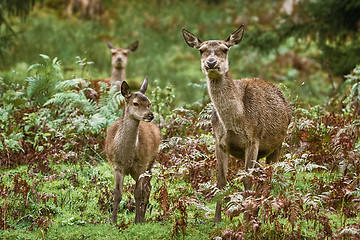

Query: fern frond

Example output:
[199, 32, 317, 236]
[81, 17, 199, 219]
[198, 182, 222, 201]
[97, 89, 124, 121]
[338, 226, 360, 237]
[301, 163, 327, 172]
[226, 192, 244, 215]
[44, 91, 80, 106]
[27, 63, 44, 73]
[55, 78, 86, 91]
[275, 153, 327, 173]
[45, 91, 97, 114]
[39, 54, 51, 62]
[26, 54, 64, 105]
[196, 103, 213, 129]
[88, 113, 107, 133]
[303, 194, 325, 209]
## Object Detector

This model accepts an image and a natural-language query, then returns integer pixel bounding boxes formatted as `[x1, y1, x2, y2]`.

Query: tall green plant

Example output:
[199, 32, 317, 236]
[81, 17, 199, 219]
[26, 54, 63, 105]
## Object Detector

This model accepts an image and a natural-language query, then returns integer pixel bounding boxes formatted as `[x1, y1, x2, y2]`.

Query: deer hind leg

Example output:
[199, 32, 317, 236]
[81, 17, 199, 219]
[243, 141, 260, 222]
[134, 173, 152, 223]
[111, 167, 124, 223]
[265, 145, 282, 164]
[244, 140, 259, 190]
[214, 143, 229, 223]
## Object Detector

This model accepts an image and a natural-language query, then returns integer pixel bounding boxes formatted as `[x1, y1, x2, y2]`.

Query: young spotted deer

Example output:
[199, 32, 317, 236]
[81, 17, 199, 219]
[87, 41, 139, 101]
[182, 25, 292, 222]
[105, 77, 161, 223]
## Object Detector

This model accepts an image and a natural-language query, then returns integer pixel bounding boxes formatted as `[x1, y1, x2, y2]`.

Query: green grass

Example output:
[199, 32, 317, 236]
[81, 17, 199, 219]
[1, 157, 359, 239]
[4, 220, 223, 240]
[0, 161, 221, 239]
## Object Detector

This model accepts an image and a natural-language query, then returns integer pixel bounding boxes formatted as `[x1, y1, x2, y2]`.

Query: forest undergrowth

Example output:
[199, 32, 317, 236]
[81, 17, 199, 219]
[0, 56, 360, 239]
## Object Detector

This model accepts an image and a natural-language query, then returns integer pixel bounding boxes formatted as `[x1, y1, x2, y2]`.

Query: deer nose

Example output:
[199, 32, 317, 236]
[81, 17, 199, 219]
[145, 112, 154, 122]
[206, 58, 217, 69]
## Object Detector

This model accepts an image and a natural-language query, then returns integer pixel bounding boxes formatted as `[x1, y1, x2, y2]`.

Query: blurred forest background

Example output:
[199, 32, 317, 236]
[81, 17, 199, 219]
[1, 0, 359, 106]
[1, 0, 360, 239]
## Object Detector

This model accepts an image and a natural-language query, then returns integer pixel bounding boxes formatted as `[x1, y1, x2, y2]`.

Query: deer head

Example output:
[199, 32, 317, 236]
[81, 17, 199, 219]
[107, 41, 139, 69]
[182, 25, 244, 79]
[121, 77, 154, 122]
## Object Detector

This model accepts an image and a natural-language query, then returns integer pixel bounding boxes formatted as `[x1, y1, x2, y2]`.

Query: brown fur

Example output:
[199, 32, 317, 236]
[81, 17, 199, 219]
[183, 25, 292, 222]
[105, 77, 161, 223]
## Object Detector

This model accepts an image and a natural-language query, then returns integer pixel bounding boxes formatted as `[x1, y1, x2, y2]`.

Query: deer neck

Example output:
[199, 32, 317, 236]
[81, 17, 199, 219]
[110, 67, 126, 85]
[207, 71, 245, 131]
[114, 111, 139, 160]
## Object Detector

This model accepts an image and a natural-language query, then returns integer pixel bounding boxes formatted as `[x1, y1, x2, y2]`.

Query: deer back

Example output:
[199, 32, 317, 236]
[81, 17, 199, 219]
[237, 78, 292, 138]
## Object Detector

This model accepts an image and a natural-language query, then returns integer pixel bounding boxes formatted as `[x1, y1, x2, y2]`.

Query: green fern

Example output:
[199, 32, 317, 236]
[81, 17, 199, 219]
[55, 78, 86, 91]
[26, 54, 63, 105]
[45, 91, 96, 115]
[98, 87, 124, 115]
[226, 192, 244, 216]
[45, 79, 123, 134]
[275, 153, 328, 173]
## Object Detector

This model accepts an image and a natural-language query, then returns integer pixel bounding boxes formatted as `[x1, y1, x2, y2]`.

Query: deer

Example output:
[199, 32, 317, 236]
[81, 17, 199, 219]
[86, 40, 139, 101]
[106, 40, 139, 90]
[182, 25, 292, 222]
[105, 77, 161, 223]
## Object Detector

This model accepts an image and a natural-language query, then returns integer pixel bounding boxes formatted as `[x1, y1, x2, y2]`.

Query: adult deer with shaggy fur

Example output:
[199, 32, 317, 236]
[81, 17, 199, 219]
[105, 77, 161, 223]
[182, 25, 292, 222]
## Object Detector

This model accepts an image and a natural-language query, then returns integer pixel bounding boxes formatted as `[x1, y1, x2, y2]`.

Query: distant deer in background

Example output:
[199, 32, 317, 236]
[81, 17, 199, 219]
[87, 41, 139, 101]
[66, 0, 104, 20]
[106, 40, 139, 89]
[105, 77, 161, 223]
[182, 25, 292, 222]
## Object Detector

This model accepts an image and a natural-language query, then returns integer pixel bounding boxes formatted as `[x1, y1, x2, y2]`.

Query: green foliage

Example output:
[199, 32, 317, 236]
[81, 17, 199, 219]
[149, 79, 175, 125]
[250, 0, 360, 77]
[26, 54, 63, 105]
[343, 65, 360, 115]
[1, 1, 360, 238]
[0, 54, 124, 169]
[0, 0, 40, 58]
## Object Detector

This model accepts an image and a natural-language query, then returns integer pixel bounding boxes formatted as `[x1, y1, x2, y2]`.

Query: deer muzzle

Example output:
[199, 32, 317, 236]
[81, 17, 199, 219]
[144, 112, 154, 122]
[206, 57, 218, 69]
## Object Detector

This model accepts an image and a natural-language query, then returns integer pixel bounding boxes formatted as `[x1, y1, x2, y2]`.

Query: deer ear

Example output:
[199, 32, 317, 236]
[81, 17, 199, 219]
[182, 29, 202, 49]
[225, 25, 244, 47]
[121, 81, 132, 99]
[139, 77, 148, 94]
[106, 41, 114, 49]
[127, 41, 139, 52]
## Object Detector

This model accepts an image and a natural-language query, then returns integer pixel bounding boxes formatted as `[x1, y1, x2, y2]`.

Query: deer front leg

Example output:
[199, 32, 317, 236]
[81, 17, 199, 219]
[134, 174, 152, 223]
[214, 143, 229, 223]
[111, 167, 124, 223]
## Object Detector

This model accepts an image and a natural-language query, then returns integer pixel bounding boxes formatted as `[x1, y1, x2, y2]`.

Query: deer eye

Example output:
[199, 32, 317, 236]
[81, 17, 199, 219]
[222, 48, 228, 54]
[133, 102, 139, 107]
[199, 49, 204, 54]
